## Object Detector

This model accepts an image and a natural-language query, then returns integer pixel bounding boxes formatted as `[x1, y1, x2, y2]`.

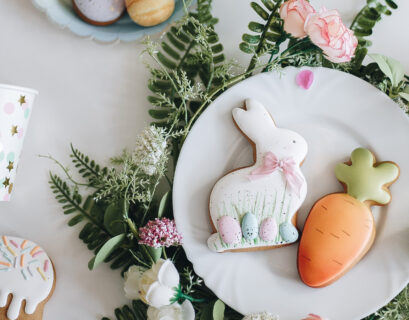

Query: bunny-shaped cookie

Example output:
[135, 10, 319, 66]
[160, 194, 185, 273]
[208, 99, 308, 252]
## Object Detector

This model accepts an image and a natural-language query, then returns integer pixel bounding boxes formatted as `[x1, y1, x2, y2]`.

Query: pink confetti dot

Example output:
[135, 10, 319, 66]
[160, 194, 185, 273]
[21, 102, 29, 111]
[4, 102, 15, 114]
[296, 70, 314, 90]
[17, 127, 24, 139]
[3, 194, 10, 201]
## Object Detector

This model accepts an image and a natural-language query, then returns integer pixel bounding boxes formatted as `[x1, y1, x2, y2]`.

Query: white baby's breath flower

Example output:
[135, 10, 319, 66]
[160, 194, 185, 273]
[243, 312, 280, 320]
[147, 300, 195, 320]
[134, 126, 168, 176]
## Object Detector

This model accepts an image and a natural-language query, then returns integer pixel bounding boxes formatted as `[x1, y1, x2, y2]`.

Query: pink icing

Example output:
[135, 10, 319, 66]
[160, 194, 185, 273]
[259, 217, 277, 242]
[217, 216, 241, 245]
[296, 70, 314, 89]
[249, 152, 304, 197]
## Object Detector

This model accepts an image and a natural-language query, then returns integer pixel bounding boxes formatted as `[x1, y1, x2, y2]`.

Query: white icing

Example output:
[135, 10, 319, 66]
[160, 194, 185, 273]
[74, 0, 125, 22]
[208, 99, 308, 252]
[0, 236, 54, 319]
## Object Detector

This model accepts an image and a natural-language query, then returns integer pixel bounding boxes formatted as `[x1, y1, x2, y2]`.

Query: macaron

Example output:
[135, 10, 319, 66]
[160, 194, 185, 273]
[126, 0, 175, 27]
[72, 0, 126, 26]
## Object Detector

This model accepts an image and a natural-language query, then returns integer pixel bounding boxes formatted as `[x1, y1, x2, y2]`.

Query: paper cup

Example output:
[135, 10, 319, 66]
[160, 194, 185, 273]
[0, 84, 38, 201]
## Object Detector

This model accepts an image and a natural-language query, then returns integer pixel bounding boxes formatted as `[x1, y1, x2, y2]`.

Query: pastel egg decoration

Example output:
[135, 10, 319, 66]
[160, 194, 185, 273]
[126, 0, 175, 27]
[72, 0, 126, 26]
[259, 217, 277, 242]
[241, 212, 258, 241]
[218, 216, 242, 245]
[279, 222, 299, 243]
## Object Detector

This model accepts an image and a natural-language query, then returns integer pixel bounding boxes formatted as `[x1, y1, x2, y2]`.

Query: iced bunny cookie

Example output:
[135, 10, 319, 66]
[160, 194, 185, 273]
[0, 236, 55, 320]
[298, 148, 399, 287]
[208, 99, 308, 252]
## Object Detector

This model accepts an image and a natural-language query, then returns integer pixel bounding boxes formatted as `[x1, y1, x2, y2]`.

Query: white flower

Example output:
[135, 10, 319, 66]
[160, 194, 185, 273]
[124, 259, 179, 308]
[147, 300, 195, 320]
[134, 126, 168, 176]
[243, 312, 280, 320]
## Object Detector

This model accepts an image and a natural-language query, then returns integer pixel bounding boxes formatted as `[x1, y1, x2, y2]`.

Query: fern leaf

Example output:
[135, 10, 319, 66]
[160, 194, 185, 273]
[70, 144, 107, 186]
[241, 0, 285, 73]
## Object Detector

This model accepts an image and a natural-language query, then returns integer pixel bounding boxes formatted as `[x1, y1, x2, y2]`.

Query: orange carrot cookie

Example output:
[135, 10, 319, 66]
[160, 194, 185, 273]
[0, 236, 55, 320]
[298, 148, 399, 287]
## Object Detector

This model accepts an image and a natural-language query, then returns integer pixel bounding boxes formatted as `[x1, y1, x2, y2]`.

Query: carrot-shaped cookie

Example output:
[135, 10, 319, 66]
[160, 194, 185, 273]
[298, 148, 399, 288]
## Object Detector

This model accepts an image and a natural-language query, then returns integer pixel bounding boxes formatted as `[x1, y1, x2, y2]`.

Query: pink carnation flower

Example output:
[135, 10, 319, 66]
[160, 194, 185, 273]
[304, 8, 358, 63]
[139, 218, 183, 248]
[280, 0, 315, 38]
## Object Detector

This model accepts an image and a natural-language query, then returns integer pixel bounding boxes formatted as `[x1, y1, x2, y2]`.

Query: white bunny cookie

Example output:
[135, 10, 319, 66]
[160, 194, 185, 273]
[0, 236, 55, 320]
[208, 99, 308, 252]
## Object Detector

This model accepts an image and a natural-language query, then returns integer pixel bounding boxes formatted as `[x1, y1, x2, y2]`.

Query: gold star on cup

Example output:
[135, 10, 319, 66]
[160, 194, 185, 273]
[18, 95, 26, 106]
[11, 125, 18, 136]
[2, 178, 10, 188]
[6, 161, 14, 172]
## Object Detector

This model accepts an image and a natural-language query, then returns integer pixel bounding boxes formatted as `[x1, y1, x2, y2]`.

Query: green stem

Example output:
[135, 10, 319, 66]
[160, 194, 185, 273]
[127, 218, 139, 238]
[246, 0, 284, 74]
[41, 155, 89, 187]
[141, 244, 155, 265]
[172, 285, 206, 304]
[129, 249, 150, 268]
[162, 247, 168, 259]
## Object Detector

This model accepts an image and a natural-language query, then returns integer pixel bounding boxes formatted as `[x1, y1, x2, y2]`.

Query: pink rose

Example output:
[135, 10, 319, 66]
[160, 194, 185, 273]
[304, 8, 358, 63]
[280, 0, 315, 38]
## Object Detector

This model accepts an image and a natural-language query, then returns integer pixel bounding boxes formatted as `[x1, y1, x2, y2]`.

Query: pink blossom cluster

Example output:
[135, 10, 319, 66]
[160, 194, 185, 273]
[280, 0, 357, 63]
[139, 218, 183, 248]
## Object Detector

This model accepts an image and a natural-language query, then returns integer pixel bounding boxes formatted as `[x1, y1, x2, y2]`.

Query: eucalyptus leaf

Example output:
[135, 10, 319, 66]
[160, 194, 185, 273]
[212, 300, 225, 320]
[89, 234, 126, 270]
[369, 54, 404, 87]
[104, 202, 127, 235]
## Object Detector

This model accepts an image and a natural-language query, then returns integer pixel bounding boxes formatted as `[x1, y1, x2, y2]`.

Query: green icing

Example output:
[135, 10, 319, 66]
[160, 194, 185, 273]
[335, 148, 399, 204]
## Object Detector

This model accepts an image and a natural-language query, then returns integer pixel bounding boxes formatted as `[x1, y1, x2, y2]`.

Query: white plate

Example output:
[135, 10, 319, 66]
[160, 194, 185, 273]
[173, 67, 409, 320]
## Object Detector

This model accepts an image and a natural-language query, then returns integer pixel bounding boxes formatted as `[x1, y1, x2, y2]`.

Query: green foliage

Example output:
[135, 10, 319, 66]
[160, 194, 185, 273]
[102, 300, 147, 320]
[348, 0, 398, 69]
[89, 234, 126, 270]
[104, 202, 128, 235]
[200, 300, 225, 320]
[364, 286, 409, 320]
[70, 144, 107, 187]
[146, 0, 234, 142]
[240, 0, 285, 72]
[351, 0, 398, 47]
[369, 54, 407, 101]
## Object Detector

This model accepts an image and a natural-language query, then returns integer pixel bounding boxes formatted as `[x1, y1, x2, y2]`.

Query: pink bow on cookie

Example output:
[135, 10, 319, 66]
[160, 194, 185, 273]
[249, 151, 303, 197]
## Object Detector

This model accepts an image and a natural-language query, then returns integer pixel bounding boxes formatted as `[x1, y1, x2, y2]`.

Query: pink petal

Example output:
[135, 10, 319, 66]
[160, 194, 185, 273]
[296, 70, 314, 90]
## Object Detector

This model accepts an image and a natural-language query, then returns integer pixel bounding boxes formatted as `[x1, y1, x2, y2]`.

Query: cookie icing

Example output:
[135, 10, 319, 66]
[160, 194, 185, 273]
[335, 148, 399, 204]
[0, 236, 54, 320]
[208, 99, 308, 252]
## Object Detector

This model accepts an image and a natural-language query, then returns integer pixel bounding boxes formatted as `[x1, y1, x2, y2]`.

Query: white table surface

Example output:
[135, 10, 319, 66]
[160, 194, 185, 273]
[0, 0, 407, 319]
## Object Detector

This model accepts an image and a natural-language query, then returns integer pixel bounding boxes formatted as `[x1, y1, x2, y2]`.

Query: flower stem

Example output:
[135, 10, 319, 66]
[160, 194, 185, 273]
[162, 247, 168, 259]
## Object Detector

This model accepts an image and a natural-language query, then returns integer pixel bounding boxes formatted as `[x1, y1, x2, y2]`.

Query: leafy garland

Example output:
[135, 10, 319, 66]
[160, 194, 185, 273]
[46, 0, 409, 319]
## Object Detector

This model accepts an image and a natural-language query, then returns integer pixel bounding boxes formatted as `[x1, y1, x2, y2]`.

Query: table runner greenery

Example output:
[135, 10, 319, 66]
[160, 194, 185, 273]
[46, 0, 408, 319]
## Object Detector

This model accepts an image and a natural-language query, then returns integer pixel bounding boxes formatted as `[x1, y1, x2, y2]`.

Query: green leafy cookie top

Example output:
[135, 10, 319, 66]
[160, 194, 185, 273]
[335, 148, 399, 204]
